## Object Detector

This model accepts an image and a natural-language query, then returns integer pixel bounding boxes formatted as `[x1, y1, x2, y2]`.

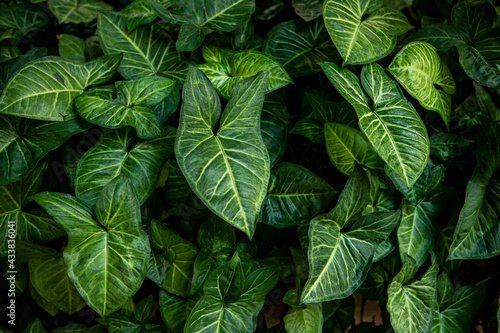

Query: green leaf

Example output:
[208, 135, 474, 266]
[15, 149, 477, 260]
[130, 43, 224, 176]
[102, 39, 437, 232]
[262, 19, 338, 78]
[0, 164, 64, 256]
[387, 254, 439, 333]
[23, 318, 47, 333]
[0, 115, 90, 185]
[97, 313, 141, 333]
[76, 126, 175, 210]
[260, 163, 336, 228]
[33, 175, 151, 318]
[303, 92, 357, 126]
[0, 55, 121, 121]
[0, 4, 45, 42]
[324, 122, 384, 176]
[457, 43, 500, 88]
[150, 220, 199, 296]
[48, 0, 112, 24]
[388, 42, 456, 130]
[301, 210, 400, 303]
[75, 77, 178, 139]
[120, 0, 157, 32]
[30, 282, 59, 317]
[98, 11, 188, 82]
[321, 62, 429, 188]
[292, 0, 323, 22]
[261, 90, 291, 166]
[398, 199, 438, 266]
[185, 263, 280, 333]
[449, 119, 500, 259]
[290, 119, 325, 144]
[135, 295, 154, 323]
[58, 34, 86, 62]
[284, 302, 323, 333]
[323, 0, 412, 65]
[150, 0, 255, 52]
[197, 215, 236, 254]
[159, 290, 196, 333]
[432, 276, 486, 333]
[175, 67, 270, 238]
[430, 133, 469, 161]
[162, 158, 190, 208]
[198, 45, 293, 99]
[29, 250, 86, 315]
[402, 24, 468, 51]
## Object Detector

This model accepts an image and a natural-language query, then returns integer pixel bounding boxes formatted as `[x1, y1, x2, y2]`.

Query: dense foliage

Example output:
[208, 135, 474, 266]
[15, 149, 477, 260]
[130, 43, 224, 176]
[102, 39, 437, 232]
[1, 0, 500, 332]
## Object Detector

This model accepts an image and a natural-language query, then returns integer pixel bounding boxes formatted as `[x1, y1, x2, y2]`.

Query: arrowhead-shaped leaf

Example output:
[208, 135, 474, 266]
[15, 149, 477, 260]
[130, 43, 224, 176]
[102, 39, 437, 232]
[76, 126, 175, 210]
[388, 42, 456, 130]
[33, 175, 151, 318]
[0, 55, 121, 121]
[323, 0, 412, 65]
[175, 67, 270, 238]
[321, 62, 429, 188]
[301, 210, 400, 303]
[198, 45, 293, 99]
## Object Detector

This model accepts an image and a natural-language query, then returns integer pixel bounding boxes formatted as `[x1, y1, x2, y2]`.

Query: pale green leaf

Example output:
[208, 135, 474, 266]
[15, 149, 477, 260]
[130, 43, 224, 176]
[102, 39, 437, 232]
[120, 0, 157, 32]
[323, 0, 412, 65]
[175, 67, 270, 238]
[388, 42, 456, 130]
[58, 34, 86, 62]
[324, 122, 383, 176]
[284, 302, 323, 333]
[198, 45, 293, 99]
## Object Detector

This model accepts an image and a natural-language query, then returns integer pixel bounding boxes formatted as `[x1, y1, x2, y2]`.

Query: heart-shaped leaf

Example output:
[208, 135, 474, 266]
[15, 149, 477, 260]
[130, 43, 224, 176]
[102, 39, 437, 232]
[198, 45, 293, 99]
[175, 67, 270, 238]
[76, 126, 175, 210]
[0, 55, 121, 121]
[75, 77, 178, 139]
[260, 163, 336, 228]
[33, 175, 151, 318]
[388, 42, 456, 130]
[323, 0, 412, 65]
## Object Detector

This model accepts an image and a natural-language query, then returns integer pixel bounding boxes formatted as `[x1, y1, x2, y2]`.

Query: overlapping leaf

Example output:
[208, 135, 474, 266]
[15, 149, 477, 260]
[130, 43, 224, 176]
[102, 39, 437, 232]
[0, 55, 121, 121]
[324, 122, 383, 176]
[388, 42, 456, 129]
[321, 62, 429, 187]
[292, 0, 323, 22]
[0, 164, 64, 256]
[0, 4, 45, 42]
[150, 0, 255, 52]
[263, 19, 338, 77]
[387, 254, 439, 333]
[323, 0, 412, 65]
[0, 115, 90, 185]
[175, 67, 270, 238]
[198, 45, 293, 99]
[449, 119, 500, 259]
[260, 163, 336, 228]
[76, 126, 176, 210]
[33, 176, 151, 318]
[48, 0, 112, 24]
[75, 77, 178, 139]
[98, 11, 188, 81]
